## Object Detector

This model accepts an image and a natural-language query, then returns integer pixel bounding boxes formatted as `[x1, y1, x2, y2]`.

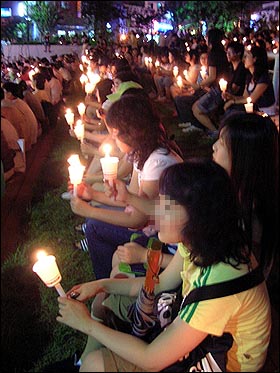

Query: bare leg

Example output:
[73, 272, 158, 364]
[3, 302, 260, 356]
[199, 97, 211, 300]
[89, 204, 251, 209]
[80, 293, 108, 363]
[80, 350, 105, 372]
[192, 101, 216, 131]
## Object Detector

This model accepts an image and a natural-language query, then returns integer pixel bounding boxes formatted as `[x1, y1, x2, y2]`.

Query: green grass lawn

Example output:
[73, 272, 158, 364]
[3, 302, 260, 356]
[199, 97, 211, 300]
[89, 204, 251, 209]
[0, 96, 223, 372]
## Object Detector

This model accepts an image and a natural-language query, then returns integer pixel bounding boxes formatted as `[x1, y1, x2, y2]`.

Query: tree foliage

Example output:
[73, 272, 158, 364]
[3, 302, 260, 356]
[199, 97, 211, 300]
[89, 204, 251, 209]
[24, 1, 63, 39]
[81, 1, 122, 39]
[163, 1, 263, 32]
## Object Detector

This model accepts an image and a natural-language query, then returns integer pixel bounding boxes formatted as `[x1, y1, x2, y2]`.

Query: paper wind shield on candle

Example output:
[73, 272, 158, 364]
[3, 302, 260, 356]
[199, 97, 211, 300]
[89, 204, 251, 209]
[68, 161, 85, 197]
[100, 144, 119, 187]
[65, 109, 74, 130]
[32, 250, 66, 297]
[219, 78, 228, 93]
[77, 102, 86, 117]
[244, 97, 253, 113]
[74, 120, 84, 142]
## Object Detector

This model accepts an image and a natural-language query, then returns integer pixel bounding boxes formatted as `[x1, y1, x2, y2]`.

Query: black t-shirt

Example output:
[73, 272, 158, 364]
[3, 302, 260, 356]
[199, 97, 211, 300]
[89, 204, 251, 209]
[228, 61, 247, 96]
[207, 48, 230, 87]
[246, 72, 275, 109]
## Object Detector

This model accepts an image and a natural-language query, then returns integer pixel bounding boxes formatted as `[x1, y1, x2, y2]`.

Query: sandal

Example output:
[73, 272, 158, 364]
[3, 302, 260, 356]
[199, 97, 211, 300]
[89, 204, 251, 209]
[74, 223, 86, 234]
[73, 238, 89, 252]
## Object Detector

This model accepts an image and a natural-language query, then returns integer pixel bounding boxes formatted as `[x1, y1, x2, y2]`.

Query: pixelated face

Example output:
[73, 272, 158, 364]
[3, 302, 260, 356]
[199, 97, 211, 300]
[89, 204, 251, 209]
[212, 128, 231, 175]
[155, 194, 188, 244]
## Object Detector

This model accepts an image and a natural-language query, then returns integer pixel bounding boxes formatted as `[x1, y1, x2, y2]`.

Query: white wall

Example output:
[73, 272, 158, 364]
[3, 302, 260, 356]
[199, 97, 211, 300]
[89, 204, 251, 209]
[2, 44, 83, 61]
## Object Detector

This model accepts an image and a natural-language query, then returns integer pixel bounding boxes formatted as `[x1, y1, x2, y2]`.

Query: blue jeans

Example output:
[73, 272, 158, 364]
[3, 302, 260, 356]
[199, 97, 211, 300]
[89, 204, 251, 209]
[85, 205, 147, 279]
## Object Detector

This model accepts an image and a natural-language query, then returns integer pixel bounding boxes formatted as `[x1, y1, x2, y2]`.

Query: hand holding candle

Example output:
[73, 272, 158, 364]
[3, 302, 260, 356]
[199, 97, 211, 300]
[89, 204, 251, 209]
[100, 144, 119, 189]
[244, 97, 253, 113]
[32, 250, 66, 297]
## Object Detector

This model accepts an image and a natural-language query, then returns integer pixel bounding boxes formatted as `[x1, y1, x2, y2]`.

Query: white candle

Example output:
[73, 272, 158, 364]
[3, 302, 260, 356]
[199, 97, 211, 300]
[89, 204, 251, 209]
[173, 66, 179, 78]
[219, 78, 228, 93]
[177, 76, 183, 90]
[32, 251, 66, 297]
[200, 66, 207, 80]
[64, 109, 75, 130]
[85, 82, 94, 95]
[68, 163, 85, 197]
[155, 60, 160, 68]
[77, 102, 86, 117]
[74, 119, 84, 142]
[100, 144, 119, 187]
[244, 97, 253, 113]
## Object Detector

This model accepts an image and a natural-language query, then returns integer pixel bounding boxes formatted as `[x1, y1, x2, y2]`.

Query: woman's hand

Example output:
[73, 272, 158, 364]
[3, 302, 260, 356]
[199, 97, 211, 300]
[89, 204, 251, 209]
[68, 181, 93, 201]
[57, 296, 91, 332]
[116, 242, 147, 264]
[104, 179, 129, 202]
[80, 141, 96, 156]
[66, 281, 104, 302]
[224, 99, 234, 111]
[70, 195, 93, 217]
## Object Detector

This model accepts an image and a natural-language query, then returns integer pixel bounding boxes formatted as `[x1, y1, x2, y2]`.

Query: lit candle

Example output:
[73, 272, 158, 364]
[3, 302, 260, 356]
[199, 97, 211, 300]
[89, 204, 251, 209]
[177, 76, 183, 90]
[85, 82, 94, 95]
[32, 250, 66, 297]
[68, 157, 85, 197]
[64, 109, 74, 130]
[144, 57, 149, 68]
[155, 60, 160, 68]
[100, 144, 119, 187]
[173, 66, 179, 78]
[183, 69, 189, 81]
[80, 73, 88, 89]
[77, 102, 86, 118]
[219, 78, 228, 93]
[74, 119, 84, 142]
[244, 97, 253, 113]
[200, 66, 207, 80]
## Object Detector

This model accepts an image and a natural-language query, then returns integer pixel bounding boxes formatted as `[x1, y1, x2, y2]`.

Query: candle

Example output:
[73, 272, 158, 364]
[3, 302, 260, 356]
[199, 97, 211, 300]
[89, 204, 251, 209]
[74, 119, 84, 142]
[177, 76, 183, 90]
[100, 144, 119, 187]
[67, 154, 80, 166]
[155, 60, 160, 68]
[80, 73, 88, 89]
[85, 82, 94, 95]
[200, 66, 207, 80]
[244, 97, 253, 113]
[77, 102, 86, 118]
[173, 66, 179, 78]
[64, 109, 74, 130]
[144, 57, 149, 68]
[68, 161, 85, 197]
[219, 78, 228, 93]
[32, 251, 66, 297]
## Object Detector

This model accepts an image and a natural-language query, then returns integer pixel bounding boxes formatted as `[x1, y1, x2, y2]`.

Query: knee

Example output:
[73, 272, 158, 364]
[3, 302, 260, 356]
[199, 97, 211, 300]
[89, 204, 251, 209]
[80, 350, 104, 372]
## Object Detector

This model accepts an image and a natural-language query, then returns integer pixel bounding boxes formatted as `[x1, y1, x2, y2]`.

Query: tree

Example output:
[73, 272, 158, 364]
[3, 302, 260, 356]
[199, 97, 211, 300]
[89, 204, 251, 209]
[163, 1, 264, 33]
[25, 1, 63, 40]
[81, 1, 122, 41]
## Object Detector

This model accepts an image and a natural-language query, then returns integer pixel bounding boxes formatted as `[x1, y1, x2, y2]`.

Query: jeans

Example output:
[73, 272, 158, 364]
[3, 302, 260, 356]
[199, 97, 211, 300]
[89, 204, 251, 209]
[85, 205, 145, 279]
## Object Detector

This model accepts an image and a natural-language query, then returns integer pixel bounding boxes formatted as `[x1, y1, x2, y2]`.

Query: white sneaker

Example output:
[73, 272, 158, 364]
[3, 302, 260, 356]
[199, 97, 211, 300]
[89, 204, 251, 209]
[178, 122, 192, 128]
[61, 191, 72, 200]
[182, 125, 203, 133]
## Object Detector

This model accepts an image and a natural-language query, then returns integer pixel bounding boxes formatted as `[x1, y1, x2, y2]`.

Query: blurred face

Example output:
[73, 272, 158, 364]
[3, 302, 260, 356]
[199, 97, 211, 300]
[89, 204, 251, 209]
[243, 50, 255, 69]
[226, 47, 237, 62]
[212, 128, 231, 175]
[199, 53, 208, 67]
[110, 128, 133, 154]
[156, 195, 188, 244]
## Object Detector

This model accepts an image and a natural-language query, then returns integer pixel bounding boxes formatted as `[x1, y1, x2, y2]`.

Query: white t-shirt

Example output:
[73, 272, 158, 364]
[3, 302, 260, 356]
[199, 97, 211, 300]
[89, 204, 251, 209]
[134, 147, 183, 186]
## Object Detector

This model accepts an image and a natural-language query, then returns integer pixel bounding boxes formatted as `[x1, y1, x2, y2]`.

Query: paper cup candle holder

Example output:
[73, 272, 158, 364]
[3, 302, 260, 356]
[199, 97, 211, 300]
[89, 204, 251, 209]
[100, 143, 119, 187]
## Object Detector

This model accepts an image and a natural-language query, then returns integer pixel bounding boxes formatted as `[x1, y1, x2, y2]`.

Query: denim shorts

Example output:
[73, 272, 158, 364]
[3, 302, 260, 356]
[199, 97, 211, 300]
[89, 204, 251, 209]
[197, 86, 224, 114]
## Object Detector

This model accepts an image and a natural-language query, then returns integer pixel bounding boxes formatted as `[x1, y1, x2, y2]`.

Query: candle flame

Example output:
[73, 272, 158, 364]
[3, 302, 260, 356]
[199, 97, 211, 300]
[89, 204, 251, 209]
[103, 144, 112, 158]
[36, 250, 48, 261]
[67, 154, 80, 166]
[247, 97, 252, 104]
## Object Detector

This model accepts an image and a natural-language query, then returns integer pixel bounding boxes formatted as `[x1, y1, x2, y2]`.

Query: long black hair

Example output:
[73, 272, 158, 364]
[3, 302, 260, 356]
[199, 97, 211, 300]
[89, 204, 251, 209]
[219, 112, 279, 278]
[105, 94, 183, 169]
[159, 159, 250, 268]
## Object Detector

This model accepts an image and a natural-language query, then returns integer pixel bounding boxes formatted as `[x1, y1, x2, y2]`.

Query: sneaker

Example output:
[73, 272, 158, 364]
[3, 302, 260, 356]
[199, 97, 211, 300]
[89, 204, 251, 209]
[182, 125, 203, 133]
[61, 191, 72, 200]
[178, 122, 192, 128]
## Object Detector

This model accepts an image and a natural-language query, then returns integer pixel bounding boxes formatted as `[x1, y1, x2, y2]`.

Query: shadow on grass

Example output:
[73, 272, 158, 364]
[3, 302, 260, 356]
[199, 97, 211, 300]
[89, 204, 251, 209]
[1, 264, 51, 373]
